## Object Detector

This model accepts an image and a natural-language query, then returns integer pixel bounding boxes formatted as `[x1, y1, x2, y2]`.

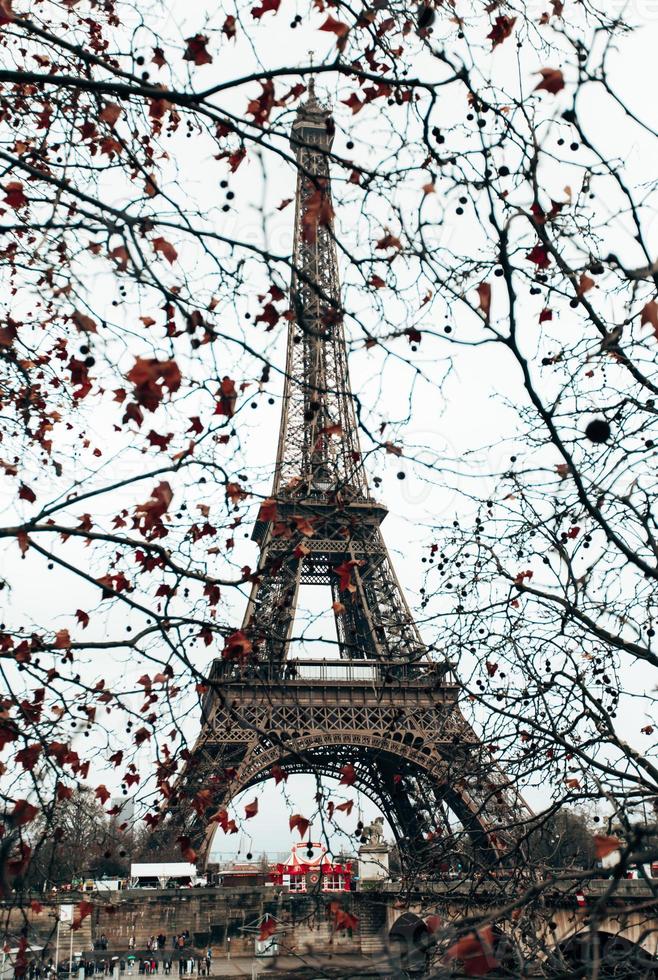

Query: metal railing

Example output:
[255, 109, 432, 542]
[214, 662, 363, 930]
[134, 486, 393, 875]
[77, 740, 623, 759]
[209, 658, 455, 686]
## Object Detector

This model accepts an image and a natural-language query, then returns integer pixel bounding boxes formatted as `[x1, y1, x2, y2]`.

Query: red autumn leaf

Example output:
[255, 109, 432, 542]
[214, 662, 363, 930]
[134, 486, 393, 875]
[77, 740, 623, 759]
[577, 273, 595, 296]
[539, 308, 553, 323]
[271, 764, 288, 785]
[3, 181, 27, 209]
[72, 310, 98, 333]
[485, 661, 498, 677]
[0, 321, 16, 347]
[332, 559, 364, 593]
[369, 275, 386, 288]
[177, 836, 197, 862]
[302, 188, 334, 244]
[135, 481, 173, 533]
[244, 798, 258, 819]
[222, 15, 236, 39]
[476, 282, 491, 317]
[222, 629, 252, 662]
[0, 0, 14, 26]
[641, 724, 654, 735]
[339, 763, 356, 786]
[593, 834, 621, 860]
[258, 916, 277, 942]
[30, 900, 43, 914]
[335, 799, 354, 815]
[109, 245, 130, 270]
[152, 47, 166, 67]
[319, 14, 350, 37]
[425, 914, 442, 934]
[445, 927, 498, 977]
[72, 901, 94, 931]
[54, 629, 71, 649]
[109, 751, 123, 767]
[152, 237, 178, 265]
[318, 422, 343, 439]
[342, 92, 364, 115]
[100, 103, 121, 125]
[126, 357, 182, 412]
[376, 232, 402, 251]
[258, 498, 278, 522]
[289, 813, 310, 838]
[534, 68, 565, 94]
[526, 244, 551, 268]
[487, 15, 516, 48]
[640, 299, 658, 338]
[329, 902, 359, 931]
[251, 0, 280, 18]
[12, 800, 39, 826]
[226, 147, 246, 172]
[255, 302, 279, 330]
[215, 376, 237, 417]
[183, 34, 213, 66]
[147, 430, 173, 452]
[293, 515, 316, 537]
[95, 784, 111, 805]
[18, 483, 36, 503]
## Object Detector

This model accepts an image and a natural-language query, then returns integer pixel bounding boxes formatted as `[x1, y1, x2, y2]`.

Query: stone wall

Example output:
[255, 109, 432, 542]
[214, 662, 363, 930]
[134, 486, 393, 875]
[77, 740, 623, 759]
[3, 879, 657, 967]
[93, 888, 369, 958]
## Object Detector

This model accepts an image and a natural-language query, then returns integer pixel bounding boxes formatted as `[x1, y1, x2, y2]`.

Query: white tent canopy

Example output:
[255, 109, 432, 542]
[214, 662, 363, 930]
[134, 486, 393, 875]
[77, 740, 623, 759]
[130, 862, 197, 879]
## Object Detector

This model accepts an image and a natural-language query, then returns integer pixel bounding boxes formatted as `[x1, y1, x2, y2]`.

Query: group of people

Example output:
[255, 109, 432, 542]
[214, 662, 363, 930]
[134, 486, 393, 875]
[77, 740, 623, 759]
[19, 960, 53, 979]
[129, 953, 211, 976]
[14, 958, 114, 978]
[9, 933, 212, 979]
[132, 934, 190, 953]
[175, 956, 210, 976]
[79, 960, 112, 976]
[121, 936, 210, 978]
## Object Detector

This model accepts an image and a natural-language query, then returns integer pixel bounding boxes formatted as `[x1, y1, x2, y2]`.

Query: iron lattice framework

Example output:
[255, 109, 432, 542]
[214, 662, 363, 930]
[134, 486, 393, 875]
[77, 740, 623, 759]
[160, 84, 528, 868]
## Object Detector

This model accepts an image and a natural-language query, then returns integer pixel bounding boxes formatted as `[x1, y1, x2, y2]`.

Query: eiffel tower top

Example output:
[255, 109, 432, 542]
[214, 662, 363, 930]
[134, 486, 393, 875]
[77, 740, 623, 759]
[291, 75, 334, 156]
[270, 77, 369, 502]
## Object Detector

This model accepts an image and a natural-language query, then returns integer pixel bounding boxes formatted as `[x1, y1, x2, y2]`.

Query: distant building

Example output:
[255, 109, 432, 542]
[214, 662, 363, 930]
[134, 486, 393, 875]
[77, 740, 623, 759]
[211, 843, 353, 892]
[272, 842, 353, 893]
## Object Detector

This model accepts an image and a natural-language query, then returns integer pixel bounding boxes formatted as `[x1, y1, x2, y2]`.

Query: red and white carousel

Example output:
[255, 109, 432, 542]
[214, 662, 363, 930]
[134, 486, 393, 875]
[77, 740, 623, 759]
[272, 842, 353, 892]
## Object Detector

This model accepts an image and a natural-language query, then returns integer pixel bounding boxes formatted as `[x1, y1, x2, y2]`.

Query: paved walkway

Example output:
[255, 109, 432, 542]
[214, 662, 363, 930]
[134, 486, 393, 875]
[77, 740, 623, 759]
[77, 949, 392, 978]
[207, 953, 390, 977]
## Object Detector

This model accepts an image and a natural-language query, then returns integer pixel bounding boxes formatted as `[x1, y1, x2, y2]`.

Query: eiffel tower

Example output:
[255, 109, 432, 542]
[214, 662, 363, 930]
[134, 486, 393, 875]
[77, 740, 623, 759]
[161, 81, 526, 869]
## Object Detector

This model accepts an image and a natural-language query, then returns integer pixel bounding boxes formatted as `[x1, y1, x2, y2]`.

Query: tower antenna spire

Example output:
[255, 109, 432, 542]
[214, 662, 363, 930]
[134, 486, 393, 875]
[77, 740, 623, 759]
[307, 50, 316, 99]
